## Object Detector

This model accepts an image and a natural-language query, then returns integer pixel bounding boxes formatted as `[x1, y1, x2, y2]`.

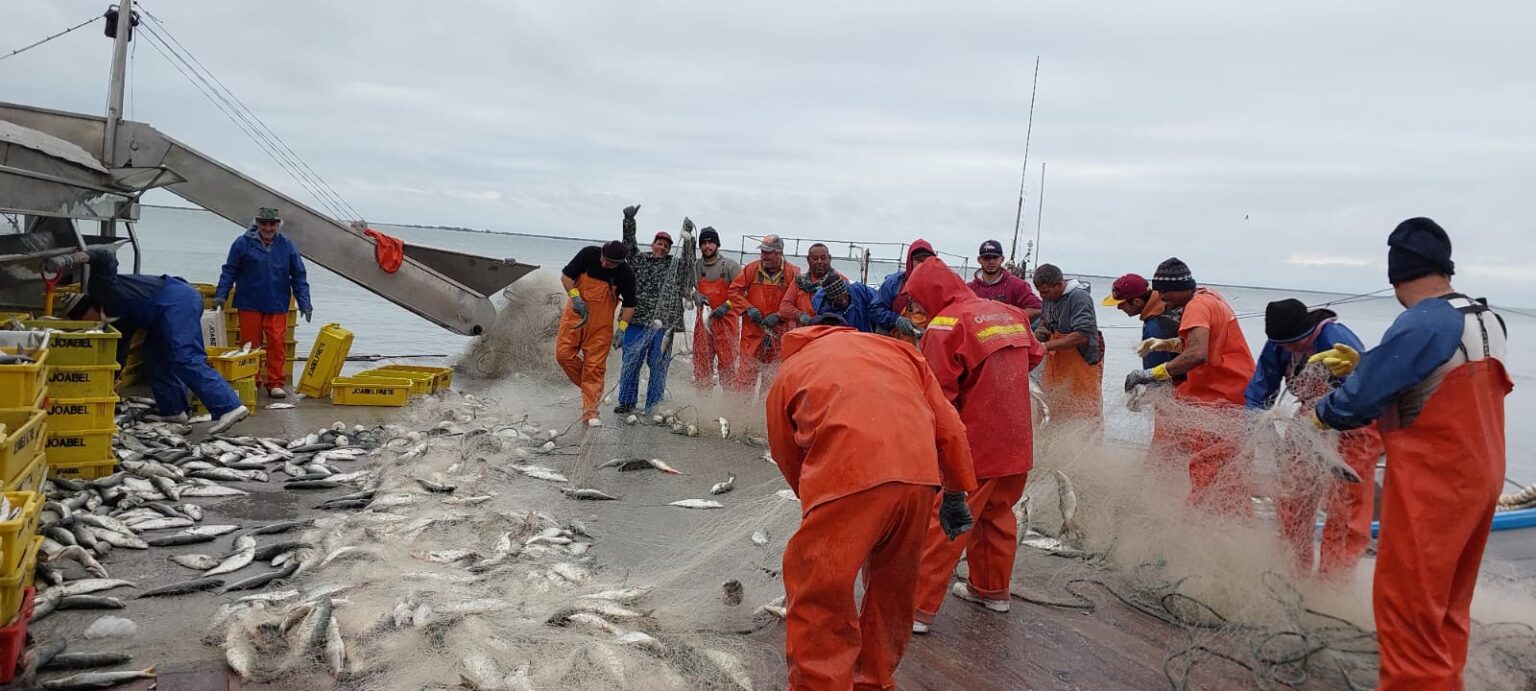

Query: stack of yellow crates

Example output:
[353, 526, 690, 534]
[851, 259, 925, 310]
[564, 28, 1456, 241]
[222, 289, 299, 388]
[0, 490, 42, 624]
[190, 346, 262, 416]
[20, 320, 120, 481]
[0, 328, 49, 492]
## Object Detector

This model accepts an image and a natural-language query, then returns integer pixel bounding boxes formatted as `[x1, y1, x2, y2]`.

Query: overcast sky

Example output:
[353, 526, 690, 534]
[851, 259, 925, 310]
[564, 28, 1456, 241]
[4, 1, 1534, 300]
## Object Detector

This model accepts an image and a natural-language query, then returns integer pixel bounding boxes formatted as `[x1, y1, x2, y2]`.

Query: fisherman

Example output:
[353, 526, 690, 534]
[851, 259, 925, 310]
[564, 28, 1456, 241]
[766, 321, 977, 690]
[903, 257, 1043, 633]
[780, 243, 844, 328]
[1125, 258, 1257, 514]
[727, 234, 800, 392]
[1102, 273, 1182, 465]
[615, 206, 696, 415]
[1032, 264, 1104, 423]
[968, 239, 1042, 320]
[1311, 218, 1509, 690]
[555, 239, 636, 424]
[1244, 298, 1382, 577]
[810, 273, 877, 333]
[870, 240, 936, 342]
[690, 226, 741, 390]
[48, 248, 249, 433]
[212, 207, 313, 398]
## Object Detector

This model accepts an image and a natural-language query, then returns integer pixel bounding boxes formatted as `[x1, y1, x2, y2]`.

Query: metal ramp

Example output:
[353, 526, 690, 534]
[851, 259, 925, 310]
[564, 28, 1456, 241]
[0, 101, 536, 335]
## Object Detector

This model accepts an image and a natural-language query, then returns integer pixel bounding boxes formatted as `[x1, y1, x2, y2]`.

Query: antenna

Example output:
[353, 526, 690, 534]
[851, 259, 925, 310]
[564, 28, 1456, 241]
[1032, 162, 1046, 272]
[1007, 56, 1041, 264]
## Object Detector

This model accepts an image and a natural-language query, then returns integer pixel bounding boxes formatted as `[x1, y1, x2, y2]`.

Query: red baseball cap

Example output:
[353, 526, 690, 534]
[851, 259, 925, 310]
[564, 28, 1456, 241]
[653, 231, 673, 246]
[1101, 273, 1150, 306]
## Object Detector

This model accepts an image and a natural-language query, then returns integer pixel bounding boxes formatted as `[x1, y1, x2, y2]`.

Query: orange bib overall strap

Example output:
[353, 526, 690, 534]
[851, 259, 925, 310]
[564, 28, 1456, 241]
[554, 274, 619, 419]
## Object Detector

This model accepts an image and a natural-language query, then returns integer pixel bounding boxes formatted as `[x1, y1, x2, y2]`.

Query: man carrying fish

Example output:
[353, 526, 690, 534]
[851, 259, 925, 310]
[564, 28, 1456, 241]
[555, 239, 636, 424]
[1312, 218, 1510, 691]
[766, 320, 977, 690]
[615, 206, 696, 416]
[728, 234, 799, 393]
[903, 257, 1043, 633]
[869, 239, 936, 343]
[1033, 263, 1104, 424]
[1102, 272, 1182, 467]
[212, 206, 313, 398]
[48, 248, 249, 434]
[781, 243, 844, 328]
[810, 273, 877, 333]
[691, 226, 741, 390]
[1244, 298, 1382, 578]
[1124, 257, 1256, 515]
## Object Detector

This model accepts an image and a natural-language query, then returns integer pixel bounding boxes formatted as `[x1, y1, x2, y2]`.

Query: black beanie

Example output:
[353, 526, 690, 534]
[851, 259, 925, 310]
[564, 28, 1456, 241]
[601, 240, 626, 261]
[1265, 299, 1314, 343]
[1387, 217, 1454, 285]
[700, 227, 721, 246]
[1151, 257, 1196, 292]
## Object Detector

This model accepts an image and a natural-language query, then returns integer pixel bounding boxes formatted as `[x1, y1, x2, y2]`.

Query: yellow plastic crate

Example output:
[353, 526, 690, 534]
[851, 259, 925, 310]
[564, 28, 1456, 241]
[331, 376, 413, 406]
[191, 376, 257, 415]
[0, 491, 40, 575]
[3, 454, 46, 494]
[207, 346, 264, 381]
[0, 312, 31, 322]
[119, 364, 140, 388]
[48, 458, 115, 481]
[46, 364, 119, 398]
[0, 348, 48, 408]
[0, 536, 39, 623]
[44, 427, 114, 465]
[18, 320, 120, 367]
[44, 396, 117, 433]
[354, 368, 434, 396]
[0, 410, 45, 487]
[369, 364, 453, 393]
[298, 323, 353, 398]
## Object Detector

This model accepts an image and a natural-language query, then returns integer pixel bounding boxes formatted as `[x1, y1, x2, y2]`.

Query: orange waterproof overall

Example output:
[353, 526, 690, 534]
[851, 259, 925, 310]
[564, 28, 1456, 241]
[692, 275, 739, 389]
[1041, 338, 1104, 423]
[728, 261, 797, 392]
[1375, 361, 1509, 691]
[1275, 425, 1382, 577]
[553, 274, 617, 420]
[237, 310, 289, 388]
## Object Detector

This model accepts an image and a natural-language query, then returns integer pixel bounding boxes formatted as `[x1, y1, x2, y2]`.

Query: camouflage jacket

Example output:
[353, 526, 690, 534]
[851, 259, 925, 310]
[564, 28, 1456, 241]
[624, 216, 698, 332]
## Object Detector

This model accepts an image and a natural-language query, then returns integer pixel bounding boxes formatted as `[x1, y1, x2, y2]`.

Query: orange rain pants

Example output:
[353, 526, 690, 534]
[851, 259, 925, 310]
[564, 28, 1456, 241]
[1176, 404, 1255, 517]
[692, 275, 738, 388]
[912, 473, 1028, 624]
[553, 273, 618, 421]
[1275, 425, 1381, 577]
[728, 260, 797, 392]
[237, 310, 289, 388]
[1375, 362, 1509, 691]
[783, 481, 934, 691]
[1042, 341, 1104, 423]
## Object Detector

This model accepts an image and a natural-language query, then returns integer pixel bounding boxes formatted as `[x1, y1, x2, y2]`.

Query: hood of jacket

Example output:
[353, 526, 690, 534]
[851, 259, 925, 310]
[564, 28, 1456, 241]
[905, 238, 935, 273]
[781, 324, 855, 359]
[905, 258, 971, 316]
[244, 224, 284, 247]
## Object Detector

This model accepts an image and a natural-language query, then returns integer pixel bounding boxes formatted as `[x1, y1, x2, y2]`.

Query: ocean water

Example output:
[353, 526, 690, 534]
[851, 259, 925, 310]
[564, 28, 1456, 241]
[126, 205, 1536, 482]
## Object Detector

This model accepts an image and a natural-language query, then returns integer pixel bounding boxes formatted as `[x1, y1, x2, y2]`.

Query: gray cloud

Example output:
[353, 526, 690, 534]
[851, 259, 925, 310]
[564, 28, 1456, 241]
[4, 0, 1533, 300]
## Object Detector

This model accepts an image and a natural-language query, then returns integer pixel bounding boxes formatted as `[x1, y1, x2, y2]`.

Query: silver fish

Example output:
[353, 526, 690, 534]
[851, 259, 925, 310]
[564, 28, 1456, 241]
[180, 484, 249, 498]
[710, 475, 736, 495]
[519, 466, 568, 483]
[668, 499, 724, 510]
[1053, 470, 1081, 546]
[718, 417, 730, 439]
[561, 488, 619, 501]
[266, 403, 296, 410]
[205, 535, 257, 576]
[170, 554, 221, 570]
[40, 666, 156, 690]
[43, 578, 136, 598]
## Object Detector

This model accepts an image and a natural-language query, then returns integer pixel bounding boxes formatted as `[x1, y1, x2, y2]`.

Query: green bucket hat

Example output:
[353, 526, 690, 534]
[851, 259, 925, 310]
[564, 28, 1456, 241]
[256, 207, 281, 222]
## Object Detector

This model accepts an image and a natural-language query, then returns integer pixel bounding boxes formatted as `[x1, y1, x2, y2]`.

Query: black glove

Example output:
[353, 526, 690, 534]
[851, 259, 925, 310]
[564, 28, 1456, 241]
[681, 217, 696, 236]
[300, 308, 312, 323]
[691, 291, 711, 308]
[710, 303, 732, 320]
[1034, 326, 1051, 342]
[1124, 368, 1159, 392]
[938, 491, 974, 541]
[745, 307, 764, 325]
[761, 314, 781, 330]
[623, 205, 641, 219]
[797, 314, 812, 326]
[894, 317, 920, 337]
[211, 297, 226, 311]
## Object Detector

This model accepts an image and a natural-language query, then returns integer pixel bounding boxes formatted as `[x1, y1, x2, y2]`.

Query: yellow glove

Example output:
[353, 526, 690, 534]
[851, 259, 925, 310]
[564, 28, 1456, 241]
[567, 288, 580, 298]
[1151, 364, 1171, 381]
[1136, 337, 1184, 358]
[1309, 409, 1329, 430]
[1307, 344, 1360, 377]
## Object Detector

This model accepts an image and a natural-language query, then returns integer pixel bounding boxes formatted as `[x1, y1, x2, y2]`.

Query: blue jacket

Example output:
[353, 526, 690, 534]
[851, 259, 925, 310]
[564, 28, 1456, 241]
[812, 282, 877, 333]
[1316, 297, 1472, 430]
[1244, 318, 1365, 409]
[1141, 311, 1180, 371]
[215, 227, 312, 314]
[869, 270, 905, 331]
[84, 248, 165, 330]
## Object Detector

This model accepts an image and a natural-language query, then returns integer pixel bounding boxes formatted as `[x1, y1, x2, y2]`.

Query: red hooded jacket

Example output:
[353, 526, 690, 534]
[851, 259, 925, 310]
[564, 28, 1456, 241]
[906, 258, 1045, 478]
[765, 325, 978, 513]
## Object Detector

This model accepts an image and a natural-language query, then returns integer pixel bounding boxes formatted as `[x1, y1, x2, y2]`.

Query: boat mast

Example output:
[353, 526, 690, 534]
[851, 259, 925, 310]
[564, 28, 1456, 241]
[1032, 162, 1046, 272]
[1007, 56, 1040, 266]
[101, 0, 134, 237]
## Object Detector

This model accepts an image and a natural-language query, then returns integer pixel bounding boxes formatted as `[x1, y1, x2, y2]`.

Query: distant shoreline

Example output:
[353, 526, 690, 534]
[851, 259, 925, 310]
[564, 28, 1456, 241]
[135, 203, 1395, 303]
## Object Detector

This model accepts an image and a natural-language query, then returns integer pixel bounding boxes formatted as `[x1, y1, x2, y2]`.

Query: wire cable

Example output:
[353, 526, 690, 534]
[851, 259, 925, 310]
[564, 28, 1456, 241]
[0, 15, 102, 64]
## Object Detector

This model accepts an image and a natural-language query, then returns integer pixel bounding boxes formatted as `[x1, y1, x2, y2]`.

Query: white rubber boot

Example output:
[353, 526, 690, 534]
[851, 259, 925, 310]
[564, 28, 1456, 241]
[951, 581, 1010, 613]
[209, 405, 250, 434]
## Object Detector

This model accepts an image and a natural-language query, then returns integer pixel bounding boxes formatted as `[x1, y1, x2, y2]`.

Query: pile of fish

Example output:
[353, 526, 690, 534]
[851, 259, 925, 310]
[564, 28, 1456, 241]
[17, 401, 387, 689]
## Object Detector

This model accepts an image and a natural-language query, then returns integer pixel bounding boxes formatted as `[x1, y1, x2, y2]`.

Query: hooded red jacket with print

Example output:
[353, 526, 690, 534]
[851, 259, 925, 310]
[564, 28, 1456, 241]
[906, 258, 1045, 478]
